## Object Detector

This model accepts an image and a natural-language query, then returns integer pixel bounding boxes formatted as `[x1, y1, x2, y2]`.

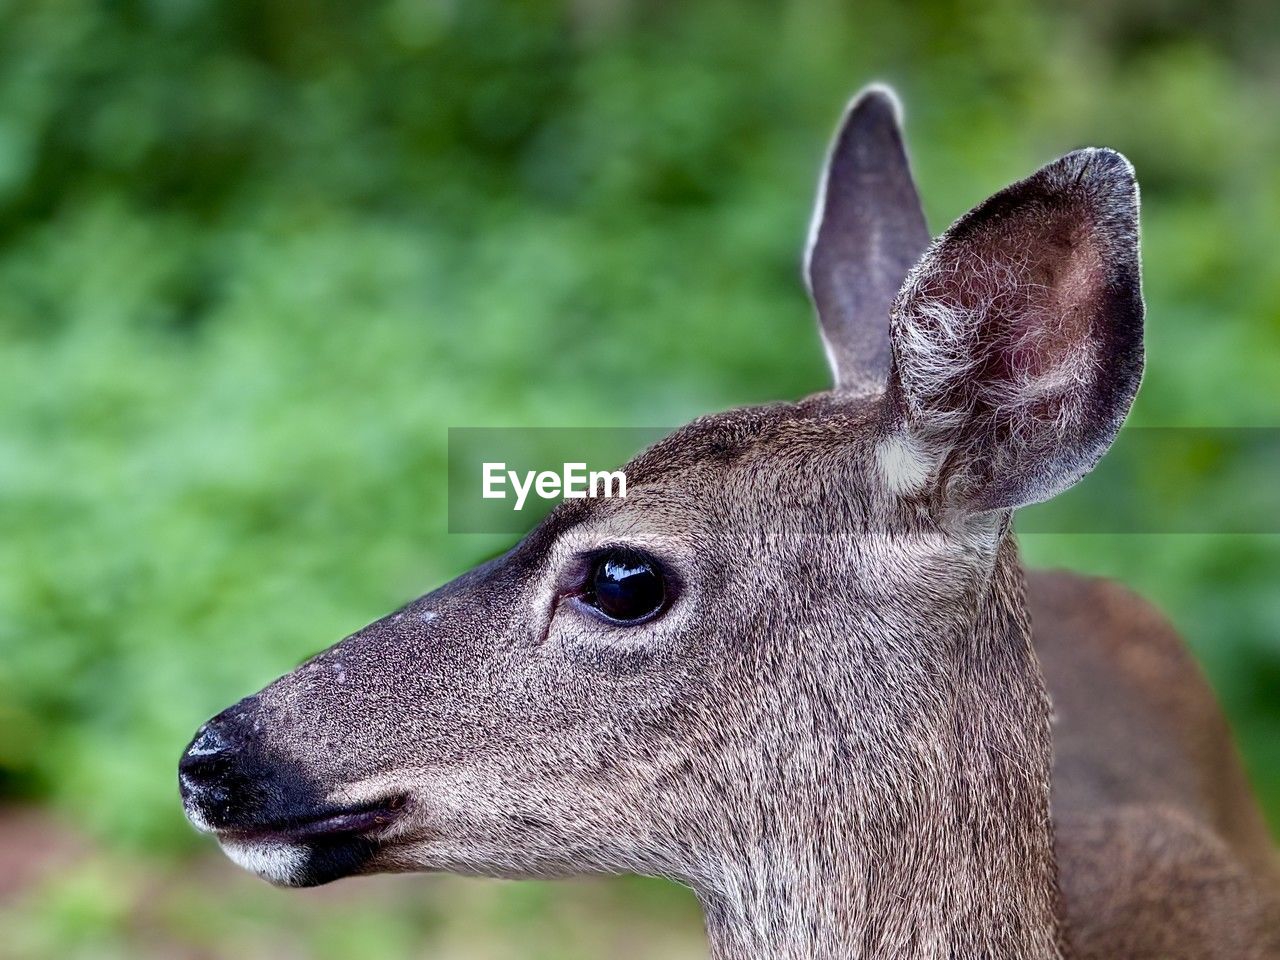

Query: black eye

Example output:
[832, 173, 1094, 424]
[582, 549, 667, 624]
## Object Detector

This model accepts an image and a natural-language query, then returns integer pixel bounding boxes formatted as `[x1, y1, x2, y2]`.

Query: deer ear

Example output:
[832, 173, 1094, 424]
[882, 148, 1144, 513]
[806, 85, 931, 394]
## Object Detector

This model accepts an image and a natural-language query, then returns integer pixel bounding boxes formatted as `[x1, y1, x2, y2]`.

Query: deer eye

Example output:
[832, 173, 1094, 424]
[581, 549, 667, 624]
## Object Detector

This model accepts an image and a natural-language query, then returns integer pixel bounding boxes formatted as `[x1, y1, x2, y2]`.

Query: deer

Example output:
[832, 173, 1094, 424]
[179, 86, 1280, 959]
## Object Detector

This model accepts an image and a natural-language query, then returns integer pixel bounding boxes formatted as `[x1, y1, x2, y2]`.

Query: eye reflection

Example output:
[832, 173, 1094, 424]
[581, 549, 667, 623]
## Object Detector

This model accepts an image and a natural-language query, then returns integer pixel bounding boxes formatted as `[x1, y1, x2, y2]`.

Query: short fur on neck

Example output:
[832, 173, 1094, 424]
[696, 533, 1065, 960]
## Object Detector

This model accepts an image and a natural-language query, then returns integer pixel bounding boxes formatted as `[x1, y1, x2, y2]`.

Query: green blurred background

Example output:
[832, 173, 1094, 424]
[1, 0, 1278, 957]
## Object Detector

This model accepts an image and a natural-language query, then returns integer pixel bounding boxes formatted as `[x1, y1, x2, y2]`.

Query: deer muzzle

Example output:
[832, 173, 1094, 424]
[178, 695, 409, 886]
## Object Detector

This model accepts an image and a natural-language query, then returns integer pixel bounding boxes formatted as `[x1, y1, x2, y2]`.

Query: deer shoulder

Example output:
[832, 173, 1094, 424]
[1031, 569, 1280, 958]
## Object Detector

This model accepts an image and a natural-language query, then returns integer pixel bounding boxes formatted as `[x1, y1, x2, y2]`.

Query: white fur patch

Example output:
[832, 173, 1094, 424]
[877, 429, 937, 495]
[181, 791, 213, 833]
[220, 839, 308, 885]
[818, 330, 843, 388]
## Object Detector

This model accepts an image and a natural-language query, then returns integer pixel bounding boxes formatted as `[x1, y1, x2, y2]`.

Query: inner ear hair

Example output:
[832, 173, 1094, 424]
[883, 148, 1144, 513]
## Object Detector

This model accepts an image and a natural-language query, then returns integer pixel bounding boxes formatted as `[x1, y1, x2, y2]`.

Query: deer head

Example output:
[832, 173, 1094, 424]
[180, 86, 1143, 958]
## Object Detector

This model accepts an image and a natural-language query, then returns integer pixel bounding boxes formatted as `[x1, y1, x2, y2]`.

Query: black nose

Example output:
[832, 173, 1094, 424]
[178, 719, 233, 794]
[178, 700, 272, 829]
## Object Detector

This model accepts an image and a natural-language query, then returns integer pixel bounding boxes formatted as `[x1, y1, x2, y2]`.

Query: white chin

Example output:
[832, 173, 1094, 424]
[182, 801, 213, 834]
[219, 838, 309, 886]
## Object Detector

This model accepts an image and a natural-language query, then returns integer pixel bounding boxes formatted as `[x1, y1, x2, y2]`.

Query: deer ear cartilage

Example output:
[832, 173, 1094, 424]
[181, 85, 1280, 957]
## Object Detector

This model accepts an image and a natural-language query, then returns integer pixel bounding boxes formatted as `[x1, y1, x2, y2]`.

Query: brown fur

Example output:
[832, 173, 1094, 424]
[1033, 570, 1280, 957]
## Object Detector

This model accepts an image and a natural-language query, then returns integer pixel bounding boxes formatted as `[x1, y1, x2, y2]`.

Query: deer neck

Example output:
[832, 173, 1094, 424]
[697, 536, 1066, 960]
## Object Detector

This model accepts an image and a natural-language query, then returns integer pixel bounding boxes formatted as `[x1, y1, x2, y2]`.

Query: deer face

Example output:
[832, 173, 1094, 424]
[180, 88, 1143, 894]
[177, 401, 934, 889]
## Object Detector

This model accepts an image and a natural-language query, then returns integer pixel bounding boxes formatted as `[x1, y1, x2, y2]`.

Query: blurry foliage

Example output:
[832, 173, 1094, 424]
[0, 0, 1279, 955]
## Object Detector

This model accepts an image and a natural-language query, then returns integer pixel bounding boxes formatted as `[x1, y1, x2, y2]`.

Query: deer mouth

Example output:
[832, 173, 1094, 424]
[214, 794, 410, 846]
[209, 794, 412, 887]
